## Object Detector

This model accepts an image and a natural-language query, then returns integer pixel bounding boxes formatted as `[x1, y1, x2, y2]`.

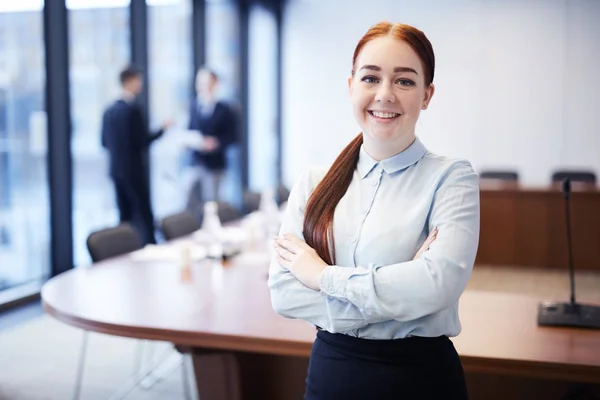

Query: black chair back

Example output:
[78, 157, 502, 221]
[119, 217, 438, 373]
[551, 170, 596, 185]
[276, 184, 291, 206]
[480, 170, 519, 181]
[160, 211, 201, 241]
[193, 201, 242, 225]
[86, 223, 143, 263]
[243, 191, 261, 214]
[216, 202, 242, 223]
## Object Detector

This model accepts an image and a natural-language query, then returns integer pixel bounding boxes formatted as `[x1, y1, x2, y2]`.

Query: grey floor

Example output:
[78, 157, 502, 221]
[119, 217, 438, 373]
[0, 300, 44, 332]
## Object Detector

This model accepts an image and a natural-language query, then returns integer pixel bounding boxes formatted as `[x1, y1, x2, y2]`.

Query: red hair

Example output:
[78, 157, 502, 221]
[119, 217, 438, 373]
[302, 22, 435, 265]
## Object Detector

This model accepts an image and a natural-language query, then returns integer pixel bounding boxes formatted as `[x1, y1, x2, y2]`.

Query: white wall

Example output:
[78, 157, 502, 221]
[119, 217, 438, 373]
[249, 4, 278, 191]
[282, 0, 600, 187]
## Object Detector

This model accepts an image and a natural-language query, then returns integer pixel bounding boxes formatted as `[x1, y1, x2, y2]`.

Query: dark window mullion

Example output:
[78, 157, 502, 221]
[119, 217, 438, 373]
[192, 0, 206, 94]
[239, 0, 250, 191]
[130, 0, 149, 121]
[44, 0, 73, 276]
[129, 0, 151, 186]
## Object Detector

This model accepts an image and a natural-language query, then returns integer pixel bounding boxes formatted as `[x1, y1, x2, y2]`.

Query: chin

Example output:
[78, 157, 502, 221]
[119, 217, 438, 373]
[365, 129, 399, 143]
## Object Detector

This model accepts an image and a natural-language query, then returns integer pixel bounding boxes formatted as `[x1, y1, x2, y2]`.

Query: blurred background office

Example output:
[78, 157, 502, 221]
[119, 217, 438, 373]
[0, 1, 599, 399]
[0, 0, 600, 306]
[0, 0, 598, 325]
[0, 0, 282, 304]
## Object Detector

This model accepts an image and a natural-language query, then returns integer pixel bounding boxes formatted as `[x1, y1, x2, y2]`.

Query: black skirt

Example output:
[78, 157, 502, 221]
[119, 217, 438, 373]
[304, 330, 468, 400]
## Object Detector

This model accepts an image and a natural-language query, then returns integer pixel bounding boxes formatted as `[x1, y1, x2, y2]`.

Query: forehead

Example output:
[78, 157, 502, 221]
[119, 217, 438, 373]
[355, 36, 423, 73]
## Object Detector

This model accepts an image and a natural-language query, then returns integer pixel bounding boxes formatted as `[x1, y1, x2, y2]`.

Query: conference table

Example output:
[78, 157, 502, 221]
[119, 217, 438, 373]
[42, 240, 600, 399]
[478, 184, 600, 270]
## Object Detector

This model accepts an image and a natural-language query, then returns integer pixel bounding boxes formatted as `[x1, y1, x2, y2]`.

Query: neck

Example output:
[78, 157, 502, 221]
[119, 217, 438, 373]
[362, 132, 416, 161]
[199, 94, 215, 104]
[122, 89, 136, 102]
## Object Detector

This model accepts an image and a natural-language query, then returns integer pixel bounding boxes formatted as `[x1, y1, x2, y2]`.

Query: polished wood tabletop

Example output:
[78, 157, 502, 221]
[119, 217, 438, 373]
[42, 243, 600, 383]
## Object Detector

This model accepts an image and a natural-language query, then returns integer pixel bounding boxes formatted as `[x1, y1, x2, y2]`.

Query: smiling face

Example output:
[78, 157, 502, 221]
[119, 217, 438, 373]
[349, 35, 434, 160]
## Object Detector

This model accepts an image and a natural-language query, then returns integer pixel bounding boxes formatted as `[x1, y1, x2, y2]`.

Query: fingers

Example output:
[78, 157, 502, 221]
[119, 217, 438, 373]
[413, 228, 439, 260]
[275, 234, 305, 254]
[276, 245, 293, 262]
[274, 237, 294, 254]
[273, 237, 298, 271]
[276, 254, 291, 270]
[424, 227, 438, 248]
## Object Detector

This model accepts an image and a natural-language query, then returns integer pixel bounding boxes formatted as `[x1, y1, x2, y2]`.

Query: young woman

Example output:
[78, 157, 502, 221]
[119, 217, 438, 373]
[269, 22, 479, 399]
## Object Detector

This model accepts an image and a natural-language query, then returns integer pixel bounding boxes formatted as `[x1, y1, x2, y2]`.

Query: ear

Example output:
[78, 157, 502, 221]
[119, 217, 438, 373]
[348, 76, 353, 96]
[421, 83, 435, 110]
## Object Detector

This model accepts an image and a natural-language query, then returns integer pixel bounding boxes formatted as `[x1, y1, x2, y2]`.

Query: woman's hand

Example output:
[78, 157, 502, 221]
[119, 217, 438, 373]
[274, 234, 329, 290]
[413, 228, 438, 260]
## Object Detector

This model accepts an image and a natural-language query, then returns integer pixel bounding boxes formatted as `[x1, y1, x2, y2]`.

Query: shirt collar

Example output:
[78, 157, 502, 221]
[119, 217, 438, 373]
[357, 137, 427, 179]
[197, 95, 216, 107]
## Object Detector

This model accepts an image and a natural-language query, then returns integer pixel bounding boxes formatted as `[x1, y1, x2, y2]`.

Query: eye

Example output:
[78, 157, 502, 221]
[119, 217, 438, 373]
[361, 76, 379, 84]
[396, 78, 415, 87]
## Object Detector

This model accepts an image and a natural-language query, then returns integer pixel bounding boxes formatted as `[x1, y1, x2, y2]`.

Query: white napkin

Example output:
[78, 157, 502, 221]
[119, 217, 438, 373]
[192, 226, 247, 244]
[130, 243, 208, 262]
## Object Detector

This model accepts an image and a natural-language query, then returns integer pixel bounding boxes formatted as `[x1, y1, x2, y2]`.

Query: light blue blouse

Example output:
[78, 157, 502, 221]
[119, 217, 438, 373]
[268, 137, 480, 339]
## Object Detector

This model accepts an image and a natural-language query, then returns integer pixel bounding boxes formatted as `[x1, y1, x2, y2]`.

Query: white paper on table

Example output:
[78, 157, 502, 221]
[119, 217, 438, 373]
[130, 243, 208, 262]
[219, 227, 247, 243]
[192, 227, 247, 244]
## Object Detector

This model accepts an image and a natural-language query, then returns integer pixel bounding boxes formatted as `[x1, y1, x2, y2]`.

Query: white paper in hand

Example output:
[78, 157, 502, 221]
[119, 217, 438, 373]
[175, 129, 204, 150]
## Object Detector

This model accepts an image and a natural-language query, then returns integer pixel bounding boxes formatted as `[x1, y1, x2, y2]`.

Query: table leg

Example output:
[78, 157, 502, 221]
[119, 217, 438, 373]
[191, 349, 309, 400]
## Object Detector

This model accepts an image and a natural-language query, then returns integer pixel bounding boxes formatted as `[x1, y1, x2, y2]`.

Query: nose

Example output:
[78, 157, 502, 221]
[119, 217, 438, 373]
[375, 82, 396, 103]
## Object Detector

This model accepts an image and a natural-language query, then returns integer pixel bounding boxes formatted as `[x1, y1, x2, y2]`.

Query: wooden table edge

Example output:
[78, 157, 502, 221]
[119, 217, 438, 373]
[42, 300, 313, 358]
[42, 301, 600, 384]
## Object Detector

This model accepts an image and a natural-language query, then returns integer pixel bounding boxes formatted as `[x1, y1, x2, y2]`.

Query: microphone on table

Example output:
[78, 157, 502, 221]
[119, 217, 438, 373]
[537, 178, 600, 329]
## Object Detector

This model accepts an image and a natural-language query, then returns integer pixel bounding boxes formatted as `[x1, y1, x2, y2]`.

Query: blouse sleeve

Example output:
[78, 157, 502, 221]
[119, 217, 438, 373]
[268, 169, 390, 333]
[319, 162, 480, 322]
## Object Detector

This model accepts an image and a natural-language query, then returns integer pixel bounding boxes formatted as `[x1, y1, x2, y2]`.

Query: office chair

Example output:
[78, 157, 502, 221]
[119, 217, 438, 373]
[216, 201, 242, 223]
[193, 201, 242, 224]
[479, 170, 520, 189]
[75, 223, 144, 399]
[242, 191, 261, 215]
[276, 184, 291, 206]
[160, 210, 201, 241]
[86, 223, 143, 263]
[551, 170, 597, 187]
[79, 223, 193, 400]
[479, 170, 519, 181]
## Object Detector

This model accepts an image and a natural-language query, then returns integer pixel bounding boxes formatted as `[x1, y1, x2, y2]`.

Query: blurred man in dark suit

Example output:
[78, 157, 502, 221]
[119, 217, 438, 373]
[186, 67, 237, 203]
[101, 66, 171, 245]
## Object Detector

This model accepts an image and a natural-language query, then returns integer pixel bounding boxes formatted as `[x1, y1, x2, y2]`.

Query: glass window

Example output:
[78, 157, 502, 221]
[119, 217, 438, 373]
[68, 1, 130, 266]
[205, 0, 242, 205]
[147, 0, 193, 219]
[206, 0, 240, 102]
[0, 2, 48, 298]
[248, 4, 278, 192]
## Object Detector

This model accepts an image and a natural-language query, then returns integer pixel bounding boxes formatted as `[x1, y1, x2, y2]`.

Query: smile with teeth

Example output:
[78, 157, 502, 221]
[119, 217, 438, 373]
[369, 110, 400, 119]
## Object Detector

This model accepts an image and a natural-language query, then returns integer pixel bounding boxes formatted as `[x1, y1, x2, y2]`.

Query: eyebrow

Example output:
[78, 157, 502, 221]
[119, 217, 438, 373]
[359, 65, 419, 75]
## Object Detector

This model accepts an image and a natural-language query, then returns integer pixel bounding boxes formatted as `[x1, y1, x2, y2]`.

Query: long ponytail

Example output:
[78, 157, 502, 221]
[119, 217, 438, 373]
[303, 134, 363, 265]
